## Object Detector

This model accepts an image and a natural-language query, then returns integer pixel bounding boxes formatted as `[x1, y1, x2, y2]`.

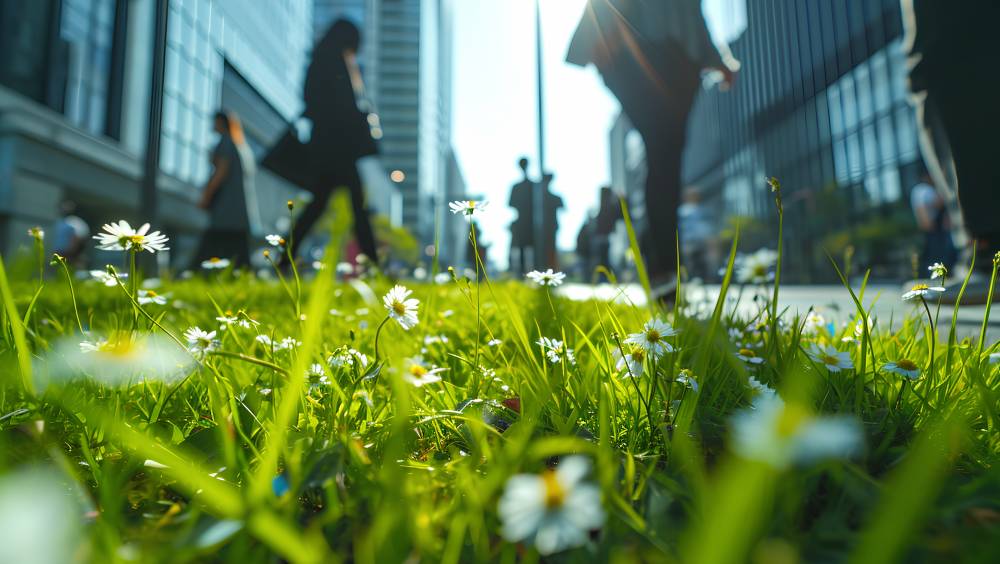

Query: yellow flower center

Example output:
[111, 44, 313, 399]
[896, 359, 918, 371]
[822, 354, 840, 366]
[392, 301, 407, 316]
[645, 329, 661, 343]
[409, 364, 427, 377]
[98, 336, 139, 359]
[752, 264, 767, 276]
[541, 470, 566, 509]
[128, 234, 145, 245]
[145, 290, 158, 297]
[739, 348, 756, 358]
[911, 283, 929, 292]
[209, 257, 221, 263]
[629, 348, 646, 363]
[776, 404, 810, 438]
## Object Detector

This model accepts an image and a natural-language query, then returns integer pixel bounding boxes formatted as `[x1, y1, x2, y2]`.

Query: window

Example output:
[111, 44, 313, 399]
[59, 0, 117, 136]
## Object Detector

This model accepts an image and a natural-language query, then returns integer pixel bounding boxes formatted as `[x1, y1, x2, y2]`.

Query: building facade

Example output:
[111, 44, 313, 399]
[315, 0, 466, 266]
[0, 0, 313, 266]
[609, 0, 922, 282]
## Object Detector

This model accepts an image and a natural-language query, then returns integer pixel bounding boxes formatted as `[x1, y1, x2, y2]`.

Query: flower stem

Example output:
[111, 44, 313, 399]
[54, 256, 85, 334]
[372, 316, 390, 365]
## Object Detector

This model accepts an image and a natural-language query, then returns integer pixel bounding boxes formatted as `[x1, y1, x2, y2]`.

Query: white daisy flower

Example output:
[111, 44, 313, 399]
[51, 333, 193, 385]
[747, 376, 775, 398]
[265, 234, 285, 247]
[278, 337, 301, 350]
[137, 289, 167, 306]
[404, 357, 447, 387]
[730, 393, 862, 469]
[928, 262, 947, 280]
[488, 338, 503, 347]
[526, 269, 566, 287]
[498, 456, 605, 555]
[383, 285, 419, 330]
[736, 348, 765, 365]
[625, 318, 677, 359]
[327, 348, 369, 369]
[93, 220, 169, 253]
[434, 272, 452, 285]
[902, 283, 945, 301]
[802, 310, 827, 336]
[805, 344, 854, 373]
[735, 248, 778, 284]
[448, 199, 488, 220]
[183, 327, 218, 357]
[90, 270, 125, 287]
[537, 337, 576, 365]
[200, 257, 231, 270]
[255, 335, 274, 347]
[883, 359, 921, 379]
[614, 345, 646, 378]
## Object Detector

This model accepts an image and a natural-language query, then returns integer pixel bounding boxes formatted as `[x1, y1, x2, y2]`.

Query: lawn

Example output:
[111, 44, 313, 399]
[1, 204, 999, 563]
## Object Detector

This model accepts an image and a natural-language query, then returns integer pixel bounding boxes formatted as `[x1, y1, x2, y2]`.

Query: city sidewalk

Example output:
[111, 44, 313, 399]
[559, 283, 998, 341]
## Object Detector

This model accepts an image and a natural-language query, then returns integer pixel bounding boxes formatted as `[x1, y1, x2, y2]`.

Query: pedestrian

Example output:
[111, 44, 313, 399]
[283, 19, 379, 268]
[567, 0, 738, 300]
[902, 0, 999, 302]
[539, 173, 564, 270]
[592, 186, 622, 274]
[508, 157, 535, 274]
[909, 170, 956, 274]
[196, 110, 255, 266]
[576, 216, 594, 279]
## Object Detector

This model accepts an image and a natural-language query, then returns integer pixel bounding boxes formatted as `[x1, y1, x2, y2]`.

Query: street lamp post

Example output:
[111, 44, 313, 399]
[533, 0, 545, 271]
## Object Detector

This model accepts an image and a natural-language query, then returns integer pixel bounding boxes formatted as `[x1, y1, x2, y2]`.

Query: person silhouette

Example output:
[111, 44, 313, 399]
[593, 186, 622, 271]
[196, 110, 254, 266]
[285, 19, 379, 266]
[539, 173, 564, 270]
[507, 157, 535, 274]
[567, 0, 737, 299]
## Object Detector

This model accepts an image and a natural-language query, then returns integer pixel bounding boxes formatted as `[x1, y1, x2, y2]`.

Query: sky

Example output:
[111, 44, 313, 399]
[451, 0, 747, 269]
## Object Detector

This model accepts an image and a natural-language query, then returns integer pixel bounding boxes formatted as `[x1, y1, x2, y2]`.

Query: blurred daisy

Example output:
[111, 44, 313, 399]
[928, 262, 947, 280]
[526, 269, 566, 287]
[488, 338, 503, 347]
[184, 327, 218, 357]
[736, 248, 778, 284]
[625, 318, 677, 359]
[137, 289, 167, 306]
[902, 283, 945, 301]
[730, 393, 862, 469]
[675, 369, 699, 392]
[736, 348, 765, 365]
[537, 337, 576, 365]
[806, 344, 853, 372]
[883, 359, 921, 379]
[498, 456, 605, 555]
[94, 220, 169, 253]
[448, 199, 488, 219]
[328, 347, 369, 369]
[614, 345, 646, 378]
[278, 337, 301, 350]
[255, 335, 274, 348]
[404, 357, 446, 387]
[265, 234, 285, 247]
[748, 376, 775, 398]
[44, 333, 192, 386]
[90, 269, 125, 287]
[802, 310, 826, 336]
[200, 257, 231, 269]
[383, 285, 419, 330]
[27, 226, 44, 241]
[434, 272, 452, 285]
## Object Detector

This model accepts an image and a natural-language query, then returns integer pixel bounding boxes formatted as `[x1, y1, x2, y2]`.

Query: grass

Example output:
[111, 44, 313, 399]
[1, 205, 999, 564]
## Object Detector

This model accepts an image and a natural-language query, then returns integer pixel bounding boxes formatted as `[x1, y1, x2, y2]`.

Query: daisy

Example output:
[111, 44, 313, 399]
[526, 269, 566, 287]
[488, 338, 503, 347]
[675, 369, 699, 392]
[497, 456, 605, 555]
[730, 393, 862, 469]
[902, 283, 945, 301]
[255, 335, 274, 348]
[94, 220, 169, 253]
[614, 345, 646, 378]
[625, 318, 677, 359]
[801, 310, 827, 336]
[137, 289, 167, 306]
[52, 333, 192, 385]
[537, 337, 576, 365]
[736, 248, 778, 284]
[278, 337, 301, 350]
[928, 262, 947, 280]
[736, 348, 765, 365]
[805, 344, 854, 372]
[747, 376, 775, 398]
[883, 359, 921, 379]
[328, 348, 369, 369]
[200, 257, 231, 269]
[383, 285, 419, 330]
[404, 358, 447, 387]
[184, 327, 218, 357]
[448, 199, 488, 219]
[265, 234, 285, 247]
[27, 226, 44, 241]
[90, 270, 125, 287]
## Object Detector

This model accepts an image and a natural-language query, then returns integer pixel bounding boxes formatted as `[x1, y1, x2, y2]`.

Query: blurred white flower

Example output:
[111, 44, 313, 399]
[200, 257, 231, 270]
[928, 262, 947, 280]
[526, 269, 566, 287]
[802, 310, 826, 336]
[27, 226, 44, 241]
[736, 248, 778, 284]
[747, 376, 776, 398]
[0, 468, 83, 564]
[614, 345, 646, 378]
[336, 262, 354, 275]
[902, 283, 945, 301]
[90, 269, 124, 287]
[625, 318, 677, 359]
[434, 272, 452, 284]
[184, 327, 218, 357]
[404, 357, 446, 387]
[805, 344, 854, 373]
[730, 393, 862, 469]
[383, 285, 419, 330]
[883, 359, 921, 379]
[736, 348, 765, 365]
[676, 369, 699, 392]
[498, 456, 605, 555]
[265, 234, 285, 247]
[278, 337, 302, 350]
[488, 338, 503, 347]
[41, 333, 193, 386]
[448, 199, 488, 219]
[537, 337, 576, 365]
[94, 220, 169, 253]
[328, 347, 369, 369]
[413, 266, 428, 280]
[137, 289, 167, 306]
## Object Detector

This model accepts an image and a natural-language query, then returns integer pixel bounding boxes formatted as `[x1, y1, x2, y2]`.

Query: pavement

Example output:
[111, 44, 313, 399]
[559, 283, 998, 342]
